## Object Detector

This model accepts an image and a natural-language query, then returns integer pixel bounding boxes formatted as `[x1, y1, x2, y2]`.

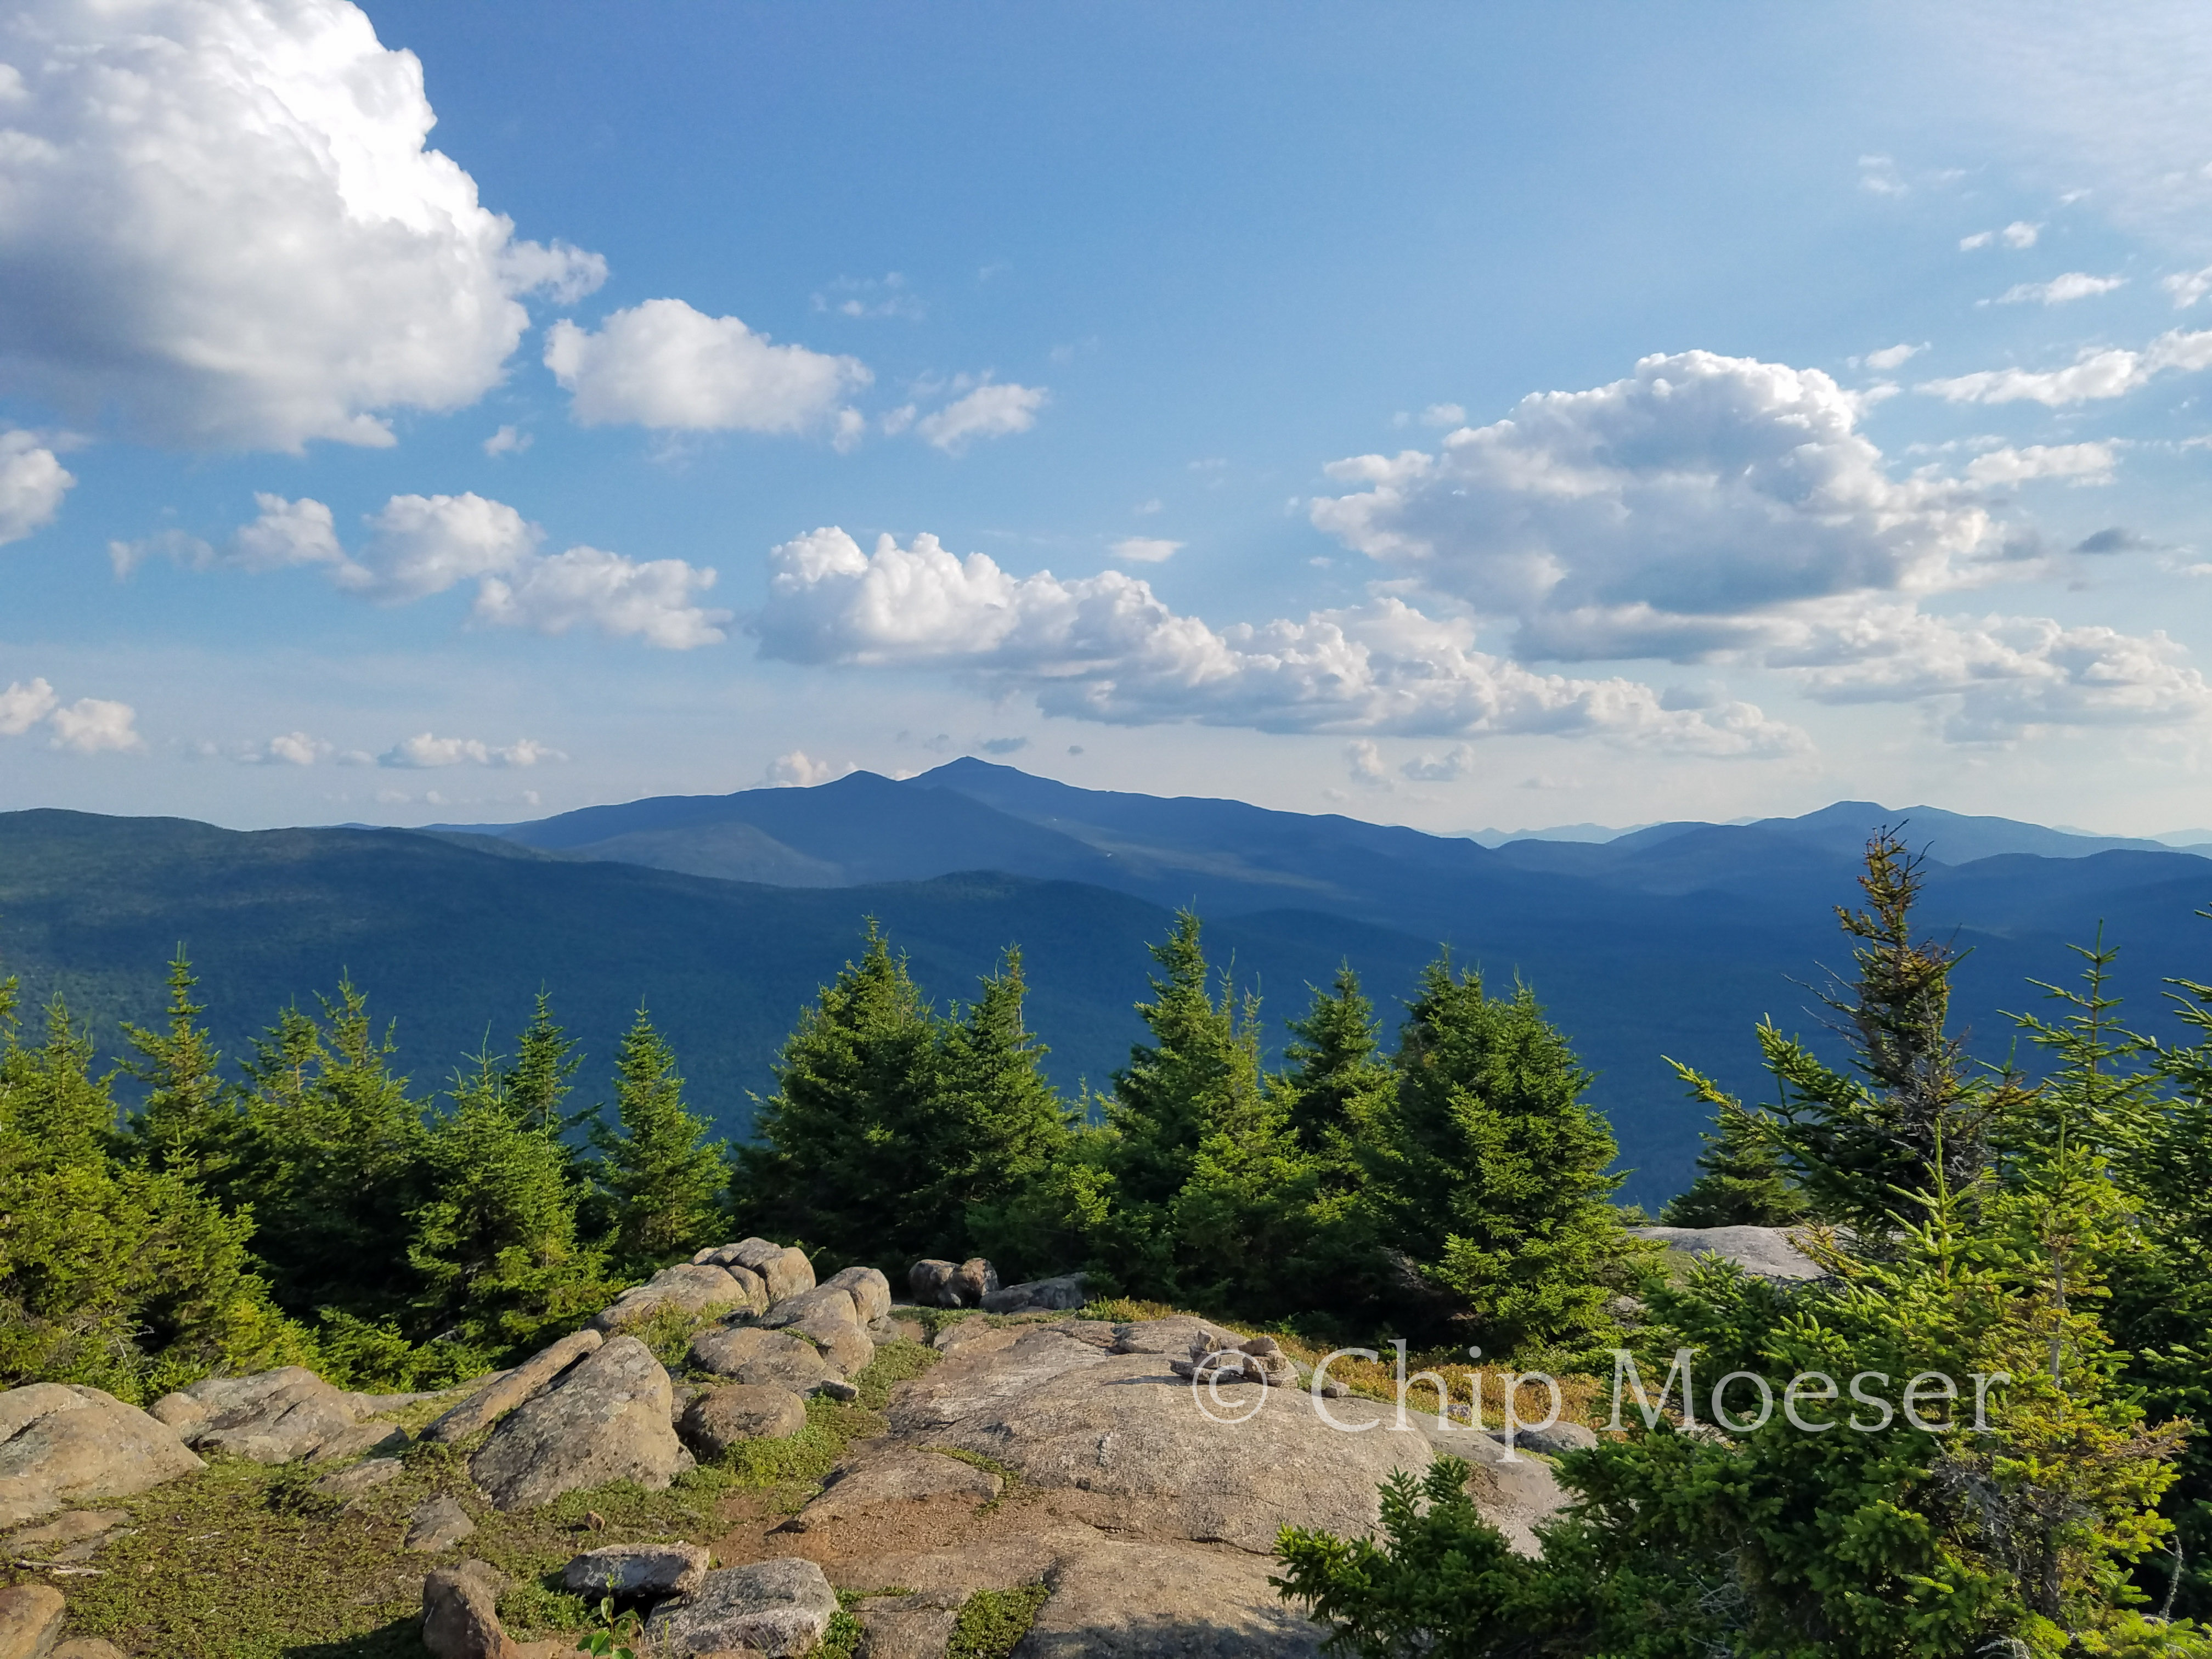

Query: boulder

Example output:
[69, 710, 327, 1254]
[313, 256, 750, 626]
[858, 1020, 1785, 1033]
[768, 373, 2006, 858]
[953, 1257, 1000, 1305]
[562, 1541, 713, 1599]
[470, 1335, 693, 1510]
[981, 1273, 1088, 1315]
[176, 1367, 364, 1463]
[404, 1493, 478, 1553]
[725, 1239, 816, 1304]
[0, 1583, 63, 1659]
[1626, 1224, 1825, 1282]
[907, 1256, 998, 1307]
[424, 1329, 603, 1444]
[311, 1457, 403, 1500]
[589, 1263, 763, 1334]
[0, 1384, 203, 1527]
[680, 1384, 808, 1457]
[1015, 1538, 1325, 1658]
[690, 1325, 838, 1392]
[758, 1284, 858, 1331]
[644, 1558, 839, 1658]
[785, 1448, 1000, 1531]
[821, 1265, 893, 1324]
[422, 1559, 517, 1659]
[303, 1421, 409, 1465]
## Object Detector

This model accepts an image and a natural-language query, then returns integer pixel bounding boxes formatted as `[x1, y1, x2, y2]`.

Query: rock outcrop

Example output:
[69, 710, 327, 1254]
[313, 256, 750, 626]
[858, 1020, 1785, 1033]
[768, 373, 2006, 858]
[980, 1272, 1087, 1314]
[424, 1329, 603, 1444]
[821, 1265, 893, 1324]
[1627, 1224, 1826, 1282]
[0, 1384, 203, 1527]
[784, 1448, 1000, 1532]
[644, 1558, 840, 1657]
[689, 1325, 838, 1393]
[589, 1262, 766, 1334]
[757, 1285, 874, 1376]
[470, 1335, 692, 1511]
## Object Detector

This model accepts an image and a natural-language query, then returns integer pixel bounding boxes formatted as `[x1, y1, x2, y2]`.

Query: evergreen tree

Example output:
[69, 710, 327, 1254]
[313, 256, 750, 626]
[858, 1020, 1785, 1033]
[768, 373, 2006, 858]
[1362, 956, 1634, 1352]
[231, 981, 430, 1322]
[1764, 832, 2006, 1232]
[1658, 1099, 1808, 1227]
[409, 1046, 611, 1360]
[506, 989, 584, 1138]
[0, 984, 309, 1398]
[904, 951, 1075, 1267]
[1279, 964, 1395, 1175]
[1102, 911, 1273, 1298]
[734, 924, 938, 1259]
[592, 1008, 726, 1272]
[121, 950, 241, 1181]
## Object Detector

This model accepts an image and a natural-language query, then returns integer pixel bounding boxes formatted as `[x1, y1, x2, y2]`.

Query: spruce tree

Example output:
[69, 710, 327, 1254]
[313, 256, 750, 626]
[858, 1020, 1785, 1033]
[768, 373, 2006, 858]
[1279, 964, 1395, 1173]
[1102, 911, 1273, 1298]
[733, 923, 938, 1260]
[122, 950, 241, 1181]
[232, 981, 430, 1322]
[592, 1009, 727, 1273]
[1363, 956, 1633, 1352]
[409, 1046, 611, 1359]
[1, 985, 308, 1397]
[1658, 1099, 1808, 1227]
[506, 989, 583, 1137]
[906, 951, 1074, 1266]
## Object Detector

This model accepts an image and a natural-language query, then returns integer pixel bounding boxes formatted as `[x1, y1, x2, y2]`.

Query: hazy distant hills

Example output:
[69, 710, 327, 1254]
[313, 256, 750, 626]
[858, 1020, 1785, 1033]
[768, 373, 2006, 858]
[5, 766, 2210, 1210]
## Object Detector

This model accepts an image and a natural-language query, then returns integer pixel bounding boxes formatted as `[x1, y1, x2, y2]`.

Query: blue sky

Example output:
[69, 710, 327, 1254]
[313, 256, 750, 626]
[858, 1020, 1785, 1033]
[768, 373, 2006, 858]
[7, 1, 2212, 834]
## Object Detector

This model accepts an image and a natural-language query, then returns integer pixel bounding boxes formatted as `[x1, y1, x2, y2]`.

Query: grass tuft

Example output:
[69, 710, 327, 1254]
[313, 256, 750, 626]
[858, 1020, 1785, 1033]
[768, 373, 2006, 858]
[946, 1581, 1051, 1659]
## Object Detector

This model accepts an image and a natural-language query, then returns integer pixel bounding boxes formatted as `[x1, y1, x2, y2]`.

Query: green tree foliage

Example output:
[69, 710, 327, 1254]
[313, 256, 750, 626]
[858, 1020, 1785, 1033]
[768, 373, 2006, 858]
[409, 1036, 614, 1362]
[1278, 839, 2210, 1657]
[1280, 964, 1396, 1183]
[733, 923, 939, 1261]
[1362, 957, 1637, 1352]
[0, 981, 310, 1399]
[1658, 1099, 1808, 1228]
[227, 983, 430, 1323]
[121, 951, 241, 1182]
[507, 988, 585, 1138]
[592, 1008, 727, 1273]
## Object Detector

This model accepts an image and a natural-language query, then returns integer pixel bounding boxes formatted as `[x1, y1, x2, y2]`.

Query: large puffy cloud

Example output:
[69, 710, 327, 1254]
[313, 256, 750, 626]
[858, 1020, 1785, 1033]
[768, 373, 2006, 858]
[118, 491, 729, 647]
[544, 300, 868, 434]
[1772, 608, 2212, 741]
[0, 433, 74, 545]
[0, 0, 603, 449]
[1310, 351, 1996, 663]
[753, 527, 1803, 755]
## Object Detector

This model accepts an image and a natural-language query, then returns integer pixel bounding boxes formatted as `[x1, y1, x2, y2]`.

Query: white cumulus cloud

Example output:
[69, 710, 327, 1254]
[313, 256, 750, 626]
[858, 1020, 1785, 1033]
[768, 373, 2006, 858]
[752, 527, 1804, 756]
[379, 733, 566, 769]
[763, 749, 854, 787]
[47, 697, 142, 753]
[1963, 442, 2119, 486]
[1401, 742, 1476, 781]
[1961, 221, 2041, 251]
[0, 678, 58, 736]
[124, 492, 729, 648]
[0, 0, 604, 449]
[1310, 349, 1996, 662]
[1863, 342, 1926, 371]
[1994, 272, 2127, 304]
[1920, 328, 2212, 406]
[1109, 537, 1182, 564]
[0, 433, 74, 545]
[1773, 608, 2212, 741]
[544, 299, 867, 434]
[913, 382, 1048, 453]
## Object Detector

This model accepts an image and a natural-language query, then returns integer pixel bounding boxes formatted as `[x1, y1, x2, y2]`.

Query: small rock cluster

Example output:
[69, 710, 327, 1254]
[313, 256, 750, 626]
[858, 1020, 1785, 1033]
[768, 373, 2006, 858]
[1168, 1328, 1298, 1387]
[907, 1256, 999, 1307]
